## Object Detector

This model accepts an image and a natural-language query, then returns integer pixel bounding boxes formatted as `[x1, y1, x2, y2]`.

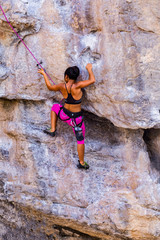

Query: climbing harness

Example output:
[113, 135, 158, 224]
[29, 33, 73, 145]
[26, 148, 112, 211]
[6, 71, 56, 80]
[0, 5, 57, 87]
[58, 106, 84, 142]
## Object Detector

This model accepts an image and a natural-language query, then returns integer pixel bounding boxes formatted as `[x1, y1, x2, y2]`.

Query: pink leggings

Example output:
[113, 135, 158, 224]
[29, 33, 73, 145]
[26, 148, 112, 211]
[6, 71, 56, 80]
[51, 104, 85, 144]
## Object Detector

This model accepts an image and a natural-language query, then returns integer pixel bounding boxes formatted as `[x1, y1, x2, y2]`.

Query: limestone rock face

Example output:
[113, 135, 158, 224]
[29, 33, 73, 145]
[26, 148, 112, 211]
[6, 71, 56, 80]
[0, 98, 160, 240]
[0, 0, 160, 128]
[0, 1, 160, 240]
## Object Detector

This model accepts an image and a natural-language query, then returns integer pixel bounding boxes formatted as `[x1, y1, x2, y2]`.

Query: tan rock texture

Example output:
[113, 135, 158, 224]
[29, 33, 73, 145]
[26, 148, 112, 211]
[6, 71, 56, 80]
[0, 0, 160, 240]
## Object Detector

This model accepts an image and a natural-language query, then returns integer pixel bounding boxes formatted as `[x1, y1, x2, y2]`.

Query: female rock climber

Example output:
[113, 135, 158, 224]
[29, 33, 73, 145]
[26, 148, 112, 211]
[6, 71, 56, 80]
[38, 63, 95, 169]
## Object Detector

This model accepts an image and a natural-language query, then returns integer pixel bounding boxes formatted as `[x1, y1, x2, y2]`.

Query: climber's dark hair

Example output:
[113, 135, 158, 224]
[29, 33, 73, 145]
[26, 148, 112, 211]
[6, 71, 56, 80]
[64, 66, 80, 81]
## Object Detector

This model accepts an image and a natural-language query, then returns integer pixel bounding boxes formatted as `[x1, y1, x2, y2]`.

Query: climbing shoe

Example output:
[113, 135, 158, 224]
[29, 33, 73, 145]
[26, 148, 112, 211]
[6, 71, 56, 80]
[77, 160, 89, 170]
[43, 129, 56, 137]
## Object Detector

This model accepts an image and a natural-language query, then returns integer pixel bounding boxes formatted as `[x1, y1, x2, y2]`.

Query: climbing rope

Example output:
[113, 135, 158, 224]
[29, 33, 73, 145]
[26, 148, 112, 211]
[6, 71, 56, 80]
[0, 5, 56, 86]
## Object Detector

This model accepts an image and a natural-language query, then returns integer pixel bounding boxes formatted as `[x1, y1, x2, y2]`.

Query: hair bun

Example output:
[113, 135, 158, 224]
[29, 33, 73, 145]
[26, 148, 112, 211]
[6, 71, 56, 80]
[64, 66, 80, 81]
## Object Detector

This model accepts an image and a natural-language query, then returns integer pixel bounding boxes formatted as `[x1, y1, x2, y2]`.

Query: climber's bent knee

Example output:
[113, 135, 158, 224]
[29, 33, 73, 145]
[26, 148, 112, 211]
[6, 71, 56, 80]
[51, 103, 62, 115]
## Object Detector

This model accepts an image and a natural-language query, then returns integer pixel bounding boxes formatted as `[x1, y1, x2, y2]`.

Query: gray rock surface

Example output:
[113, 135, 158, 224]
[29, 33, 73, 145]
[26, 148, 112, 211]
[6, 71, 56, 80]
[0, 1, 160, 240]
[0, 0, 160, 128]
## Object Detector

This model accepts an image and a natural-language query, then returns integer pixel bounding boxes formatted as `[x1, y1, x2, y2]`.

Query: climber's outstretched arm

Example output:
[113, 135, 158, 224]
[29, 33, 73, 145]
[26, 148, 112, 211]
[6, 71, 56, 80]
[38, 69, 63, 91]
[76, 63, 95, 89]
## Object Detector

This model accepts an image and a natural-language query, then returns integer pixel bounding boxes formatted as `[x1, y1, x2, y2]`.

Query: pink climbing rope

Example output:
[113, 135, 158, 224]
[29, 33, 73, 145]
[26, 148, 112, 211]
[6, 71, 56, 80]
[0, 5, 56, 85]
